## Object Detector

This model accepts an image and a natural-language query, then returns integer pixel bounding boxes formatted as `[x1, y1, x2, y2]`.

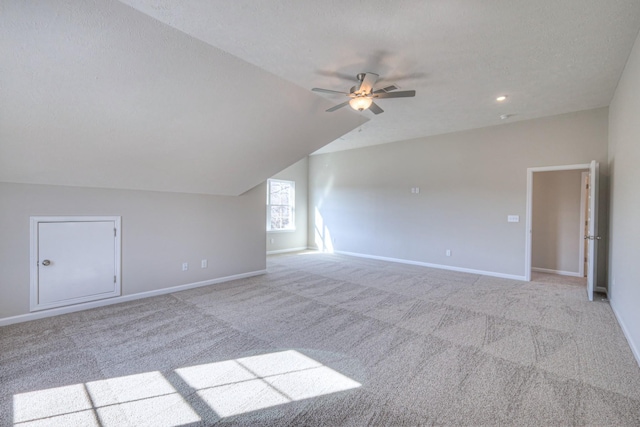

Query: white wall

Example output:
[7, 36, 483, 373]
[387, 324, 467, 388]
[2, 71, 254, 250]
[0, 182, 266, 320]
[532, 170, 583, 275]
[309, 108, 608, 279]
[267, 157, 309, 253]
[608, 29, 640, 364]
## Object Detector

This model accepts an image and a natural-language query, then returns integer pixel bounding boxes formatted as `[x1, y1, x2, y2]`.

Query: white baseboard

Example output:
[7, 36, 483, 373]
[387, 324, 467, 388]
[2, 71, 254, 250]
[610, 298, 640, 368]
[334, 251, 526, 281]
[266, 247, 309, 255]
[595, 286, 608, 294]
[0, 269, 267, 327]
[531, 267, 583, 277]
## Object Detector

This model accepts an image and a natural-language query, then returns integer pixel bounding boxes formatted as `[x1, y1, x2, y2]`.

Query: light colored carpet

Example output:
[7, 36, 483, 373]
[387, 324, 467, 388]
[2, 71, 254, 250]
[1, 251, 639, 426]
[531, 271, 588, 287]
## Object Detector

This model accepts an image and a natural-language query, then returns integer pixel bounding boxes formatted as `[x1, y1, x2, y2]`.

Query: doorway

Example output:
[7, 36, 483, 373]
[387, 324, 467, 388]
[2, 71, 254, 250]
[525, 162, 599, 301]
[530, 169, 585, 278]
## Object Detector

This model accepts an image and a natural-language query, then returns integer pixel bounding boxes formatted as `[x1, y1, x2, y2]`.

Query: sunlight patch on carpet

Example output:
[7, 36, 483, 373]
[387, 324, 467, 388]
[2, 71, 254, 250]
[176, 350, 361, 417]
[13, 371, 200, 427]
[13, 350, 359, 425]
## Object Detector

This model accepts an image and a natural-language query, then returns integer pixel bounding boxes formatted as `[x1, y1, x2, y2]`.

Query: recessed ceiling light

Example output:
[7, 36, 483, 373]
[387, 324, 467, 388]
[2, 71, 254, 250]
[496, 95, 507, 102]
[500, 114, 511, 120]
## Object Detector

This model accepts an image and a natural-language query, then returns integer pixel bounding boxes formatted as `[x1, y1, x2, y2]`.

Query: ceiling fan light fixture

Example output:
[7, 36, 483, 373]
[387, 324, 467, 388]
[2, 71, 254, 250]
[349, 96, 373, 111]
[314, 72, 415, 114]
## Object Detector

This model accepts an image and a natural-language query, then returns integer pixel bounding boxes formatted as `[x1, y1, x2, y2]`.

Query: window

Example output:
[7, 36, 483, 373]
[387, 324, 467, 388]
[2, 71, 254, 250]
[267, 179, 295, 231]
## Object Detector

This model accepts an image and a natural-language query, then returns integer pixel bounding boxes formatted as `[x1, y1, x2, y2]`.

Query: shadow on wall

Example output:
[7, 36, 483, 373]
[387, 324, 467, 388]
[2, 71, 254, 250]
[314, 208, 334, 253]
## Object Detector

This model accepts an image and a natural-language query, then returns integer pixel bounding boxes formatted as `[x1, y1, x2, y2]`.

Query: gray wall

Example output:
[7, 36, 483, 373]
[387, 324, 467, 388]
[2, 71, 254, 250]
[608, 29, 640, 362]
[267, 157, 309, 253]
[0, 182, 266, 319]
[532, 170, 583, 274]
[309, 108, 608, 278]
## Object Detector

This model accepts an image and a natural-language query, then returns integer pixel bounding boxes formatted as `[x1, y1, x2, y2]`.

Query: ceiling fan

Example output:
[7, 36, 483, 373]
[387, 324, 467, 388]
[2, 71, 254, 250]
[312, 72, 416, 114]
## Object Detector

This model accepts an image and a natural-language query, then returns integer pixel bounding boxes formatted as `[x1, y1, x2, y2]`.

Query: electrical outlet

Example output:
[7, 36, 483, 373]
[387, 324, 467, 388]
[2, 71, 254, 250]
[201, 259, 207, 269]
[182, 262, 188, 271]
[446, 249, 451, 257]
[270, 238, 274, 244]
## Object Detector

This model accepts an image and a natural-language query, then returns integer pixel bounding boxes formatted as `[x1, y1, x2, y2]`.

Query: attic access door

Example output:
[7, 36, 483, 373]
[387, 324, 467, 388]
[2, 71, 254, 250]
[30, 216, 121, 311]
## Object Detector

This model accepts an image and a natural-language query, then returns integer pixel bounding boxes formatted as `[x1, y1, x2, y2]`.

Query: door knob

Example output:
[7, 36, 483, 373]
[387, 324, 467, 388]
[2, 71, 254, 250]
[42, 259, 51, 266]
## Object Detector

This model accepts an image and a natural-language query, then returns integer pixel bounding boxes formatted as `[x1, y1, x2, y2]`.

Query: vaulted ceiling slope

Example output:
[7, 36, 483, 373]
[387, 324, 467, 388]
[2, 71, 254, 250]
[122, 0, 640, 153]
[3, 2, 640, 195]
[0, 1, 367, 196]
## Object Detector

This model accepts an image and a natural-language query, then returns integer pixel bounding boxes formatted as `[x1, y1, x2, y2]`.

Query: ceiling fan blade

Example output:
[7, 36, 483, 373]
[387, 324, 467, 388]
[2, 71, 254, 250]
[316, 70, 358, 82]
[326, 101, 350, 112]
[368, 102, 384, 115]
[358, 72, 379, 94]
[373, 90, 416, 99]
[373, 85, 399, 94]
[312, 88, 349, 95]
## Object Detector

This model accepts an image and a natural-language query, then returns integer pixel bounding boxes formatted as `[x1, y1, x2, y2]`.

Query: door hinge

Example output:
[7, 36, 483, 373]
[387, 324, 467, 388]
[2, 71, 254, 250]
[114, 275, 116, 283]
[114, 228, 117, 237]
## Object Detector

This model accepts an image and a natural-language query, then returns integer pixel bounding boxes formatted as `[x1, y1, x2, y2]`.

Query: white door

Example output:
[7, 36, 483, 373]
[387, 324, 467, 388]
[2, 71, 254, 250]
[586, 161, 599, 301]
[31, 217, 121, 311]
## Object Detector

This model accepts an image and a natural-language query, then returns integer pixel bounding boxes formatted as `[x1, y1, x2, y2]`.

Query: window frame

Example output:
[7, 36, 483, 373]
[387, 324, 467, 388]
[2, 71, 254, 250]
[267, 179, 296, 232]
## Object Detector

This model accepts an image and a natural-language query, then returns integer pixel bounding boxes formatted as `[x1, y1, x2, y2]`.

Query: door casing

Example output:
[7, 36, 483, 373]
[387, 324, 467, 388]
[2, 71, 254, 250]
[525, 163, 598, 300]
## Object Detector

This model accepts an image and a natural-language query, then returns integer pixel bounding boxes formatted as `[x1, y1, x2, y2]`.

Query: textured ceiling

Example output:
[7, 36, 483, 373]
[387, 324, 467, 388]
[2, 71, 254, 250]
[2, 1, 640, 196]
[0, 1, 366, 195]
[121, 0, 640, 153]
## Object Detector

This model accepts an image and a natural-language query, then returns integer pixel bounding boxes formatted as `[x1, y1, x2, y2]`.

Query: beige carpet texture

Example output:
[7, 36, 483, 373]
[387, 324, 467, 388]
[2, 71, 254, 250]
[1, 252, 639, 426]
